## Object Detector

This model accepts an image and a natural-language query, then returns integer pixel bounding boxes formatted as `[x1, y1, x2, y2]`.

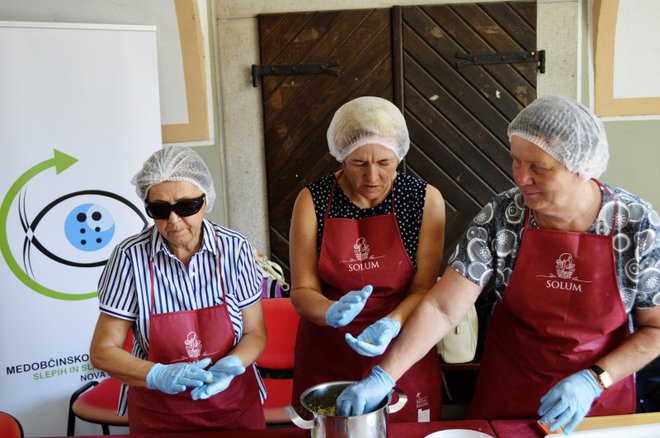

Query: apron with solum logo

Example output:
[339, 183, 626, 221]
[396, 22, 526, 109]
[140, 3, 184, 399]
[128, 232, 265, 432]
[293, 176, 442, 422]
[468, 181, 635, 419]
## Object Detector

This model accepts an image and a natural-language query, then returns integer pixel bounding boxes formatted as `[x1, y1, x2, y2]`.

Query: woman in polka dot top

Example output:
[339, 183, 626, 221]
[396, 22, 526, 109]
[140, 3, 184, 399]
[289, 96, 446, 422]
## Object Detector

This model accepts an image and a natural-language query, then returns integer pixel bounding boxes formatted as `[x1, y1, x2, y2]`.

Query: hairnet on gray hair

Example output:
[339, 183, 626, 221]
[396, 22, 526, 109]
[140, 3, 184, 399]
[131, 146, 216, 212]
[327, 96, 410, 162]
[507, 96, 609, 180]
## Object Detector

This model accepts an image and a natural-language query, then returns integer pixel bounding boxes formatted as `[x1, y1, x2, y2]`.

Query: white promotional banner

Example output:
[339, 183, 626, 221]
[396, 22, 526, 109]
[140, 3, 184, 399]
[0, 22, 161, 436]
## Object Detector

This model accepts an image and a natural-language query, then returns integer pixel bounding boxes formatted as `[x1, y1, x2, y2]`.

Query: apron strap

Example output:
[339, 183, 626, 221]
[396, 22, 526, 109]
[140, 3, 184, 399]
[215, 232, 227, 304]
[149, 260, 156, 315]
[325, 177, 338, 220]
[593, 179, 618, 238]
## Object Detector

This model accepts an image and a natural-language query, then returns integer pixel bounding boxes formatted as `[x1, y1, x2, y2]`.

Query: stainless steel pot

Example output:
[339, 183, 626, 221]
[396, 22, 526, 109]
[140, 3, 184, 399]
[285, 381, 407, 438]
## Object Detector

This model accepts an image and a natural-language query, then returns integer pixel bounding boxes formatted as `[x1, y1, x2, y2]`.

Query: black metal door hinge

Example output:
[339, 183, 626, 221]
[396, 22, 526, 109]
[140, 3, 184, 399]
[455, 50, 545, 73]
[251, 60, 340, 87]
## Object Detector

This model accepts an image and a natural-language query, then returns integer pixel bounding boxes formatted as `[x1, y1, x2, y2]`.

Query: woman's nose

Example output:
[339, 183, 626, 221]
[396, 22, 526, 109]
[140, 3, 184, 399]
[513, 165, 532, 186]
[364, 164, 378, 181]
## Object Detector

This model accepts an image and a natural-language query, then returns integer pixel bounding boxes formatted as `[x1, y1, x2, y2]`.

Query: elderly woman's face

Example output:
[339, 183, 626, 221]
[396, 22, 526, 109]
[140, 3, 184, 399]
[147, 180, 206, 250]
[511, 136, 583, 214]
[342, 143, 399, 205]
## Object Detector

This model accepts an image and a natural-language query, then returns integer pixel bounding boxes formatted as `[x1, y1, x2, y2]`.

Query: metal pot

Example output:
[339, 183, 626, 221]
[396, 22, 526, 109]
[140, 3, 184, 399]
[285, 381, 407, 438]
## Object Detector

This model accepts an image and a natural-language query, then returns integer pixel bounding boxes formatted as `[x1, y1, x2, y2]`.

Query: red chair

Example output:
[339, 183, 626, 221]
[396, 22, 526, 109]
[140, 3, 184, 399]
[259, 297, 300, 424]
[0, 411, 24, 438]
[66, 333, 132, 436]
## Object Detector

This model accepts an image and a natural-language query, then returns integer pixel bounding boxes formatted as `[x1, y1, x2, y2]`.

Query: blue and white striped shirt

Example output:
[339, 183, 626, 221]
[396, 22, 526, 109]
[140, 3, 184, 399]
[98, 219, 265, 414]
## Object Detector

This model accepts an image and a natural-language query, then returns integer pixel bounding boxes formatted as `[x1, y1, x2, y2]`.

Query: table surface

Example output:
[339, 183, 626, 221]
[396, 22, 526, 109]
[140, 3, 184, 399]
[39, 420, 496, 438]
[38, 414, 660, 438]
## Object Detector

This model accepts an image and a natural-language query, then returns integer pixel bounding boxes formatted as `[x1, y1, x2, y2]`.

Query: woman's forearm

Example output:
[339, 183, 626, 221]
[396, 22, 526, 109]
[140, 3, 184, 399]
[228, 331, 268, 366]
[598, 324, 660, 383]
[91, 343, 153, 387]
[381, 269, 482, 381]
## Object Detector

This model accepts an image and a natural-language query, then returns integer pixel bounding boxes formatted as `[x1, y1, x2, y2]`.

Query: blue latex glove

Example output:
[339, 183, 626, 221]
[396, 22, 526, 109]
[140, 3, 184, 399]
[336, 365, 394, 416]
[146, 357, 212, 394]
[345, 317, 401, 357]
[190, 355, 245, 400]
[538, 370, 602, 434]
[325, 285, 373, 328]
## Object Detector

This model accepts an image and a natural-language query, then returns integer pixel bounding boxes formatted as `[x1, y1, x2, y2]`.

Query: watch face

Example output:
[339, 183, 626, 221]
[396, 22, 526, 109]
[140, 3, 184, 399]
[601, 372, 614, 389]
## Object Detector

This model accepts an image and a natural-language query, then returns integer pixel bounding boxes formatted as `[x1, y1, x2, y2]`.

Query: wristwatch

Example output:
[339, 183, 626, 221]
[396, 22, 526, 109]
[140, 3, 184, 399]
[589, 364, 613, 390]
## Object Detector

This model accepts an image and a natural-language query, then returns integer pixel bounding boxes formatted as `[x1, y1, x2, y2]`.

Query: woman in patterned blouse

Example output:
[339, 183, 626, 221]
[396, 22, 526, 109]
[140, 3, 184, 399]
[337, 96, 660, 435]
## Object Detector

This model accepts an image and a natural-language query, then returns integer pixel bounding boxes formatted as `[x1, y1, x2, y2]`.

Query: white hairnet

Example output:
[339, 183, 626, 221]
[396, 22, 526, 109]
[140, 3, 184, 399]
[507, 96, 609, 179]
[131, 146, 216, 212]
[327, 96, 410, 162]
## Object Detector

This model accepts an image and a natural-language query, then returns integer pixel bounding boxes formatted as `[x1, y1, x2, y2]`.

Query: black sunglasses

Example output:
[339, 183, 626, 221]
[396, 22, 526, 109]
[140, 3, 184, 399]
[145, 194, 206, 219]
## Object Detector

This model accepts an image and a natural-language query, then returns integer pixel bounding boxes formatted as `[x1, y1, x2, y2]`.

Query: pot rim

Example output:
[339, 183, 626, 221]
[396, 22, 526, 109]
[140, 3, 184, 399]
[299, 380, 392, 418]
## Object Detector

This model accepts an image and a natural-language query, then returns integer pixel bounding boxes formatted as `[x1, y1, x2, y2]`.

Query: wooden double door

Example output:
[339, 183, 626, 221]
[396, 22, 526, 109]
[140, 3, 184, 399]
[257, 2, 538, 280]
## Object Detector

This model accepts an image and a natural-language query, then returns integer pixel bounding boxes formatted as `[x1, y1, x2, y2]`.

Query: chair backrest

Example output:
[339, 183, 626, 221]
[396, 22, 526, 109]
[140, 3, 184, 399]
[259, 297, 300, 369]
[0, 411, 24, 438]
[67, 330, 133, 436]
[74, 377, 124, 412]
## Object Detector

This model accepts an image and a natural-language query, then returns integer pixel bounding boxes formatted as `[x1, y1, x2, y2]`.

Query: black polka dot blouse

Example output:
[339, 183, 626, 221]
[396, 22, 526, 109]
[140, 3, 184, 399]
[307, 173, 427, 268]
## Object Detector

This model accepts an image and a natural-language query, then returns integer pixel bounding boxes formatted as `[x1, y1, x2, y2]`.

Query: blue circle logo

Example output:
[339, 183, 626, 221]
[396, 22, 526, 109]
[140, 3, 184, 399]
[64, 203, 115, 251]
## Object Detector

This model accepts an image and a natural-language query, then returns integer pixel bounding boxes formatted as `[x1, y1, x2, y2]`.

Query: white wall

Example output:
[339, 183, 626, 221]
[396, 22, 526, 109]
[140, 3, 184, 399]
[579, 0, 660, 208]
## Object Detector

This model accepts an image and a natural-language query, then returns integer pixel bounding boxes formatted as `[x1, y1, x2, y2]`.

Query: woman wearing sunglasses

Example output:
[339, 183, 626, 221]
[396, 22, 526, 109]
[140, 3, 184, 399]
[89, 146, 267, 432]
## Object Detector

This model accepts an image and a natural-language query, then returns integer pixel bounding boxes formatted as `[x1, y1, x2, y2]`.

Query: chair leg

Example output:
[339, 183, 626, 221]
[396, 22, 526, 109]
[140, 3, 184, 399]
[66, 405, 77, 436]
[67, 381, 98, 436]
[102, 424, 110, 435]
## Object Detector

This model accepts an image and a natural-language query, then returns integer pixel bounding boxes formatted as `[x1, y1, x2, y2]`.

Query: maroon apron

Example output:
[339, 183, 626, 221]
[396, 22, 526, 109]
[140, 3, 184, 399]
[128, 233, 265, 432]
[292, 176, 442, 422]
[468, 182, 635, 419]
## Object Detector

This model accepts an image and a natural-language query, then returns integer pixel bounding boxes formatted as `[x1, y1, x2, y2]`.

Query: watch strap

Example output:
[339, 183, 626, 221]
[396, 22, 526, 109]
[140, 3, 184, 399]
[589, 364, 612, 390]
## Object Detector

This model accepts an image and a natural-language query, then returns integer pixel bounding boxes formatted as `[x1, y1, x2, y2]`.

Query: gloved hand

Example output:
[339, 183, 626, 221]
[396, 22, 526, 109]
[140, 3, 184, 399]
[190, 355, 245, 400]
[146, 357, 212, 394]
[336, 365, 394, 416]
[538, 370, 602, 434]
[325, 285, 373, 328]
[345, 317, 400, 357]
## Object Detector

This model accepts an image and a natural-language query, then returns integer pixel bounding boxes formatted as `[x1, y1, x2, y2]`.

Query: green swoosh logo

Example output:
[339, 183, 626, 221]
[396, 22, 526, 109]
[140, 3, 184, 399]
[0, 149, 97, 300]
